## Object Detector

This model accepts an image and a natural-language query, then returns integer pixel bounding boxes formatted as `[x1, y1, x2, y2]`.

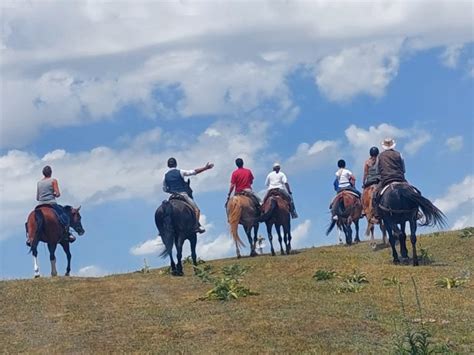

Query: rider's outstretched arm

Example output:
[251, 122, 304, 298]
[194, 162, 214, 175]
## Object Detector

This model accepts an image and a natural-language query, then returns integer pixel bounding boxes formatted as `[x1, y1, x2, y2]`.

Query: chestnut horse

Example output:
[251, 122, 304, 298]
[226, 194, 260, 258]
[362, 185, 387, 249]
[26, 205, 85, 278]
[259, 189, 292, 256]
[326, 190, 362, 245]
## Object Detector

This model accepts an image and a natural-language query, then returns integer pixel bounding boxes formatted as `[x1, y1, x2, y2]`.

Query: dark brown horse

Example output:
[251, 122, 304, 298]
[378, 182, 446, 266]
[26, 205, 85, 278]
[326, 190, 362, 245]
[226, 194, 260, 258]
[362, 184, 387, 249]
[156, 198, 199, 276]
[259, 189, 292, 256]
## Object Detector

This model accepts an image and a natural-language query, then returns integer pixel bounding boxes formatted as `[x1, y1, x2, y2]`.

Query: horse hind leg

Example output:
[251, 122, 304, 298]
[32, 252, 40, 278]
[47, 243, 58, 277]
[60, 241, 72, 276]
[409, 219, 419, 266]
[174, 237, 184, 276]
[266, 223, 276, 256]
[245, 226, 257, 257]
[354, 219, 360, 243]
[276, 225, 285, 255]
[385, 221, 400, 264]
[399, 221, 409, 262]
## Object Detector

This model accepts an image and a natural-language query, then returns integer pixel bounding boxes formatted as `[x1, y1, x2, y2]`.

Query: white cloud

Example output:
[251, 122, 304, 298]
[130, 236, 163, 256]
[445, 135, 464, 152]
[434, 175, 474, 213]
[440, 44, 463, 68]
[451, 215, 473, 230]
[285, 140, 339, 174]
[315, 41, 401, 102]
[0, 121, 269, 240]
[1, 1, 473, 147]
[291, 219, 312, 248]
[196, 233, 235, 261]
[404, 131, 432, 155]
[76, 265, 109, 277]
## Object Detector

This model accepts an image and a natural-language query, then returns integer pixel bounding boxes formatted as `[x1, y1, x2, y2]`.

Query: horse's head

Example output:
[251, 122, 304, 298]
[69, 206, 85, 236]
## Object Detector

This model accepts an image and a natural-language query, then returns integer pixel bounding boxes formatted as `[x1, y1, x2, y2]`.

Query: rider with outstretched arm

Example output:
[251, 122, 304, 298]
[162, 157, 214, 233]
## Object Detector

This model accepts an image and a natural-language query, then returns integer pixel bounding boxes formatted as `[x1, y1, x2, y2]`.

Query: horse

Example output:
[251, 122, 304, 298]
[226, 194, 260, 258]
[26, 205, 85, 278]
[326, 190, 362, 245]
[377, 182, 446, 266]
[362, 184, 387, 249]
[155, 197, 198, 276]
[259, 189, 292, 256]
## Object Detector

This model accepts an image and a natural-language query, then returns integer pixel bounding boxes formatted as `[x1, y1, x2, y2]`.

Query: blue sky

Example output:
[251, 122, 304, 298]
[0, 1, 473, 279]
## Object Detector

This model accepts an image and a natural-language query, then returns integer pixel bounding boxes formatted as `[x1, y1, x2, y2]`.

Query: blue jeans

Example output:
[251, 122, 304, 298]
[50, 204, 70, 228]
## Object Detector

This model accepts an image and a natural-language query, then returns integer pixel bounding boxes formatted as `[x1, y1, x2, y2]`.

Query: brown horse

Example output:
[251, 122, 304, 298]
[259, 189, 292, 256]
[362, 185, 387, 249]
[26, 205, 84, 278]
[226, 195, 260, 258]
[326, 190, 362, 245]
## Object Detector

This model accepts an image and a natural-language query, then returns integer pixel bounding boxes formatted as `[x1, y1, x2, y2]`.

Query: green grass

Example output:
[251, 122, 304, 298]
[0, 230, 473, 353]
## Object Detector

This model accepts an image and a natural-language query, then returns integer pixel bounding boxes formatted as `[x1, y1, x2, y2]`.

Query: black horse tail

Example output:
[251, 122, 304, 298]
[29, 209, 44, 254]
[326, 197, 347, 235]
[399, 189, 447, 228]
[159, 200, 175, 258]
[259, 198, 277, 222]
[326, 219, 337, 236]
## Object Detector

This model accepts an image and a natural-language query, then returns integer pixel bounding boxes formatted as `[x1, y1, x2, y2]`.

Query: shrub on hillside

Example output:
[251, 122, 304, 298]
[313, 269, 338, 281]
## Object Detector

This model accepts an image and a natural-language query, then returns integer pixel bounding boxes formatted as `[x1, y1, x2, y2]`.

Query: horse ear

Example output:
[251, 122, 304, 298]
[77, 205, 81, 211]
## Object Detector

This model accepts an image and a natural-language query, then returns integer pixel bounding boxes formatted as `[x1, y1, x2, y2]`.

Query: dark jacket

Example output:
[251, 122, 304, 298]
[164, 169, 188, 194]
[377, 149, 406, 186]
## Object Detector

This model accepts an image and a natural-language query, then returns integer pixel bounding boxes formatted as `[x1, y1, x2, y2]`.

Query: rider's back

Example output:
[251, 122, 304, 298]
[378, 150, 405, 186]
[37, 178, 56, 204]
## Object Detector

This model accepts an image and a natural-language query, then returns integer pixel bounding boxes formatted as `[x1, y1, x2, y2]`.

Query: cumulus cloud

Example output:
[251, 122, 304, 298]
[404, 131, 432, 155]
[130, 236, 163, 256]
[445, 135, 464, 152]
[285, 140, 339, 174]
[1, 1, 473, 147]
[0, 121, 269, 240]
[76, 265, 109, 277]
[440, 44, 463, 68]
[451, 215, 473, 230]
[290, 219, 312, 248]
[433, 175, 474, 213]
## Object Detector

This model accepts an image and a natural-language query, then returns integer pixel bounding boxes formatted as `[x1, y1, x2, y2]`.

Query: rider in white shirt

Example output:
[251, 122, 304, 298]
[334, 159, 361, 197]
[264, 162, 298, 218]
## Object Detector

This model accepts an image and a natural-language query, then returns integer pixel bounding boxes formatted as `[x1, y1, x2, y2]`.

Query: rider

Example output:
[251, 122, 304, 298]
[163, 157, 214, 234]
[263, 162, 298, 218]
[363, 146, 381, 188]
[36, 165, 75, 243]
[334, 159, 361, 197]
[372, 138, 407, 221]
[227, 158, 261, 208]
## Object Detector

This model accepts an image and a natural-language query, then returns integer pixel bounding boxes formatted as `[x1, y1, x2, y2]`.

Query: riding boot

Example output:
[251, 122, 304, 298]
[194, 210, 205, 234]
[290, 203, 298, 219]
[64, 227, 76, 243]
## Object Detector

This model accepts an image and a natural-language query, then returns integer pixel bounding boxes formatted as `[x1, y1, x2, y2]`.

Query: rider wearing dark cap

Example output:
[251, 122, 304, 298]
[163, 158, 214, 233]
[363, 146, 381, 188]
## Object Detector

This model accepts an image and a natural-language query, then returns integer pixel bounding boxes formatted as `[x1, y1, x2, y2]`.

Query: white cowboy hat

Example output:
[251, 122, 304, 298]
[381, 138, 396, 150]
[273, 162, 281, 168]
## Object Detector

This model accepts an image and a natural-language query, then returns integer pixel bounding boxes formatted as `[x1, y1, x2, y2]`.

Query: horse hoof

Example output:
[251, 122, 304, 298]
[271, 252, 276, 256]
[354, 239, 360, 244]
[413, 259, 419, 266]
[65, 273, 70, 277]
[393, 259, 400, 265]
[237, 255, 241, 259]
[34, 274, 40, 279]
[250, 251, 257, 257]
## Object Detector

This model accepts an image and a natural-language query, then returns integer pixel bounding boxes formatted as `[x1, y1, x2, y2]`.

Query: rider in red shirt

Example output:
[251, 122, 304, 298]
[227, 158, 261, 206]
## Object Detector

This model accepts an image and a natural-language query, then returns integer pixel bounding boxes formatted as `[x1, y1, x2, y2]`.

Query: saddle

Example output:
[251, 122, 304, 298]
[264, 188, 290, 204]
[380, 181, 420, 196]
[236, 190, 261, 210]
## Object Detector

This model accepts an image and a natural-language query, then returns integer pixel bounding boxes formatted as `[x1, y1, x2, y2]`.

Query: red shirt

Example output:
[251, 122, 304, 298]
[231, 167, 254, 193]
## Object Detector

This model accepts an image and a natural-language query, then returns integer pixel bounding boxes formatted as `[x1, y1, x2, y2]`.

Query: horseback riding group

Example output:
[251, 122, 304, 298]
[25, 137, 445, 278]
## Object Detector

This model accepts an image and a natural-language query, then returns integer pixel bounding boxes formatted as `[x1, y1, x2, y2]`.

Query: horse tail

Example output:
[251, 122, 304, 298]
[29, 209, 44, 254]
[259, 198, 277, 222]
[159, 201, 175, 258]
[399, 189, 447, 228]
[227, 197, 245, 248]
[326, 219, 337, 236]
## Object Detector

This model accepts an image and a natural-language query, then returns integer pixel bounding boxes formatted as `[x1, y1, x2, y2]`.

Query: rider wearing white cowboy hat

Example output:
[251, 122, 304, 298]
[263, 162, 298, 218]
[372, 137, 407, 222]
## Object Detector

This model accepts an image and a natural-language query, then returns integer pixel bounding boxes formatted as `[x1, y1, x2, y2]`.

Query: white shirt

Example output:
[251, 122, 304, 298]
[335, 168, 353, 188]
[265, 171, 288, 190]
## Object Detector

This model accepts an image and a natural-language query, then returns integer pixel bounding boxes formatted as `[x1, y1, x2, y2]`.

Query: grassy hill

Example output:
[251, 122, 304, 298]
[1, 229, 473, 353]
